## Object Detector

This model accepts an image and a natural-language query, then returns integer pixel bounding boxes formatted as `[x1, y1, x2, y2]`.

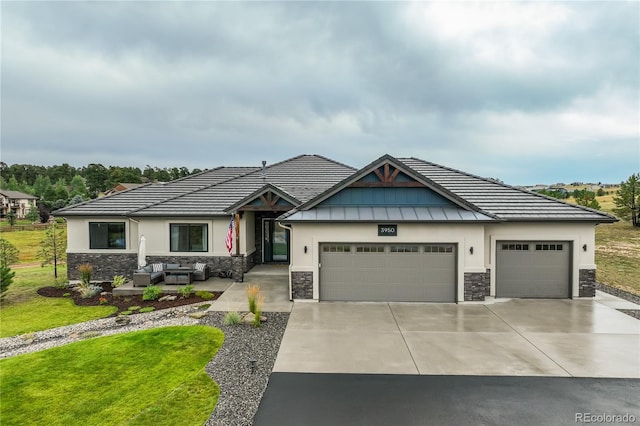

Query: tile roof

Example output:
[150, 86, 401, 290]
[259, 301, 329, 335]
[55, 155, 356, 217]
[0, 190, 38, 199]
[397, 157, 616, 222]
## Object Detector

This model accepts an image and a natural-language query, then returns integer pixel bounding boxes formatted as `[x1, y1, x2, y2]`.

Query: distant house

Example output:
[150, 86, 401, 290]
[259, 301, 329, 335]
[55, 154, 617, 303]
[0, 190, 38, 219]
[103, 183, 144, 197]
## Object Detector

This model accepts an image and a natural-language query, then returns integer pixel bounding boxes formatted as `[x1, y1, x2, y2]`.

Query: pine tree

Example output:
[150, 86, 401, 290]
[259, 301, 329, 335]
[613, 173, 640, 226]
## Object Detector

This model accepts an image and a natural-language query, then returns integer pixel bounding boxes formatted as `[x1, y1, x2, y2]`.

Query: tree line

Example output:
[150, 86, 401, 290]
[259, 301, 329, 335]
[0, 162, 202, 212]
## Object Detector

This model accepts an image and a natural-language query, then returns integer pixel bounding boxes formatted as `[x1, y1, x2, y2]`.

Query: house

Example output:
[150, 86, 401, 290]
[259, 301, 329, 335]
[0, 190, 38, 219]
[55, 154, 617, 303]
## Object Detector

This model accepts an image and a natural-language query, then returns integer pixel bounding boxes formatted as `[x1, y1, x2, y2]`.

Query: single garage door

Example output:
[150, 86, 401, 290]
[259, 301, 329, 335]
[320, 243, 456, 302]
[496, 241, 570, 298]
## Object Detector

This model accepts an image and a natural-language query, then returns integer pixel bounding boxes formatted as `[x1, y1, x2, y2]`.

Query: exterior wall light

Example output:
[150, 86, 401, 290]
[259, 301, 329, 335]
[583, 244, 587, 252]
[469, 247, 474, 255]
[304, 246, 308, 253]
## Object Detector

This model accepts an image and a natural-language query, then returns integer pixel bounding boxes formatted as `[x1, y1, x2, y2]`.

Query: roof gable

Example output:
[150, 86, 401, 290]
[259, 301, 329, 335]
[225, 184, 299, 213]
[287, 154, 492, 216]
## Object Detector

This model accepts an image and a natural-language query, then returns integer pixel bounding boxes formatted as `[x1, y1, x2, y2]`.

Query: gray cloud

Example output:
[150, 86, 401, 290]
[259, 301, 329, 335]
[1, 2, 638, 185]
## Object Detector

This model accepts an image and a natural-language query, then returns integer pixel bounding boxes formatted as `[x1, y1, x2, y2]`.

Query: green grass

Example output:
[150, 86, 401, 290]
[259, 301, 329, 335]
[595, 221, 640, 295]
[0, 226, 66, 264]
[0, 265, 117, 338]
[0, 326, 223, 426]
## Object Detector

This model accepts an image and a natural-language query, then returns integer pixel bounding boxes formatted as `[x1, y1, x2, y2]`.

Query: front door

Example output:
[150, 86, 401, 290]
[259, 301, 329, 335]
[262, 219, 289, 263]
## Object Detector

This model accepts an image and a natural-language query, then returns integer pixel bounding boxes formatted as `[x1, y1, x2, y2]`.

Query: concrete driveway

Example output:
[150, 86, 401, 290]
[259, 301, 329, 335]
[273, 296, 640, 378]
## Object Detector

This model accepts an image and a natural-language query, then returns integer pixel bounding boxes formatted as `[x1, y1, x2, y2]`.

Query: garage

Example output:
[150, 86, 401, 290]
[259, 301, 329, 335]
[496, 241, 571, 298]
[320, 243, 456, 302]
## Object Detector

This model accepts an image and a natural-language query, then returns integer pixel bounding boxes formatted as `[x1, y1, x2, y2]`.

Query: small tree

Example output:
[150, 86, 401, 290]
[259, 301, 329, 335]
[5, 210, 16, 226]
[613, 173, 640, 226]
[38, 222, 67, 278]
[26, 207, 40, 223]
[0, 239, 20, 267]
[0, 265, 15, 302]
[574, 189, 600, 210]
[0, 239, 19, 301]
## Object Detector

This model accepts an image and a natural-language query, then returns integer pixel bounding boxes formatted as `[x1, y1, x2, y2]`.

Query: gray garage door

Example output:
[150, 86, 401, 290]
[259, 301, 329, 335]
[496, 241, 570, 298]
[320, 243, 456, 302]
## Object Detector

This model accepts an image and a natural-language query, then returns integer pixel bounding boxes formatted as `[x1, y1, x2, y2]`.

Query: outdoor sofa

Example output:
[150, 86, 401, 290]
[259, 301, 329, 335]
[132, 262, 210, 287]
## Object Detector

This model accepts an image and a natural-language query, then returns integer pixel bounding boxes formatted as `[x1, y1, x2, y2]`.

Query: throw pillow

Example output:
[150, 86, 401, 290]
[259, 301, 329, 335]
[152, 263, 164, 272]
[195, 262, 206, 272]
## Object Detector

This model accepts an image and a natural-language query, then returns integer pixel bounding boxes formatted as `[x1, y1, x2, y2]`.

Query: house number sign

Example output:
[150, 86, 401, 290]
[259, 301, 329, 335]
[378, 224, 397, 236]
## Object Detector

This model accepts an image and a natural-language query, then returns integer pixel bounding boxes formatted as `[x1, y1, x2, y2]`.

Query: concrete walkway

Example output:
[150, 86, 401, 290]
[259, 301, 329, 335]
[207, 264, 293, 313]
[274, 293, 640, 378]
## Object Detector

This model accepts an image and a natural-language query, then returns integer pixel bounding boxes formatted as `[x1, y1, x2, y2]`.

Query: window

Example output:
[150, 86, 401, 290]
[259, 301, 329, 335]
[170, 224, 208, 252]
[89, 222, 126, 249]
[355, 245, 384, 253]
[390, 245, 419, 253]
[536, 244, 563, 251]
[424, 245, 454, 253]
[501, 243, 529, 251]
[323, 244, 351, 253]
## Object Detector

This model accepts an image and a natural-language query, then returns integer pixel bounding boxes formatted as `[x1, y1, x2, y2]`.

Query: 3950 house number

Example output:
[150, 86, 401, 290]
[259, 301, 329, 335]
[378, 224, 397, 236]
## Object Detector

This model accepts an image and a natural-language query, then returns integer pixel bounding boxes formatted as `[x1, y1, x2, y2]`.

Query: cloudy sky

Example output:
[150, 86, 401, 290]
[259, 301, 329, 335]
[2, 1, 638, 185]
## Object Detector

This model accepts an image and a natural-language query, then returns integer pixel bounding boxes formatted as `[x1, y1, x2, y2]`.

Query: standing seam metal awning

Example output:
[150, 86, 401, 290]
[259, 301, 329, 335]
[282, 206, 497, 222]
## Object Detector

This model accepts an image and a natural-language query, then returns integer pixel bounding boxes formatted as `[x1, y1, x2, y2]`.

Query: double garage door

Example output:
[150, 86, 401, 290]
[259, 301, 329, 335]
[320, 243, 456, 302]
[496, 241, 571, 298]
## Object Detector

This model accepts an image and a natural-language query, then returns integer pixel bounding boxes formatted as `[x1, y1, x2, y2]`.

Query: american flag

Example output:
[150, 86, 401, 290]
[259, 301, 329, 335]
[225, 217, 234, 255]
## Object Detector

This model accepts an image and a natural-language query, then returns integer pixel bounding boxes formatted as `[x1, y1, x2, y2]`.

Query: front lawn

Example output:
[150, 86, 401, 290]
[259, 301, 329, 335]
[0, 326, 223, 426]
[0, 265, 117, 338]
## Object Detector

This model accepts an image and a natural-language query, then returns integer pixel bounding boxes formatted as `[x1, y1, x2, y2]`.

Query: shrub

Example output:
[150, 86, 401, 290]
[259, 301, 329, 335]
[223, 311, 241, 325]
[120, 311, 132, 316]
[253, 293, 264, 328]
[98, 297, 108, 305]
[128, 306, 141, 311]
[76, 284, 103, 299]
[139, 307, 155, 313]
[179, 284, 194, 298]
[245, 284, 261, 314]
[77, 263, 93, 285]
[197, 304, 211, 310]
[63, 292, 71, 297]
[0, 238, 19, 267]
[142, 285, 161, 301]
[195, 291, 214, 300]
[112, 275, 128, 288]
[54, 278, 68, 289]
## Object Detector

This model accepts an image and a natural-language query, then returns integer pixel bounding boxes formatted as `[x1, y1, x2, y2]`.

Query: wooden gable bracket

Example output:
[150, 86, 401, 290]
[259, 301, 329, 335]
[240, 190, 292, 211]
[350, 163, 425, 188]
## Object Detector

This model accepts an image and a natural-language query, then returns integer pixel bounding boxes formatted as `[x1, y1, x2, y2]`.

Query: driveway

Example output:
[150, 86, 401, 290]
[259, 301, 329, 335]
[273, 297, 640, 378]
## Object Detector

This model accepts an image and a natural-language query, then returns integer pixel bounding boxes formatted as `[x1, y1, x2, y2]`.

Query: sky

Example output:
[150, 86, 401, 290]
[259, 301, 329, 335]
[1, 1, 638, 186]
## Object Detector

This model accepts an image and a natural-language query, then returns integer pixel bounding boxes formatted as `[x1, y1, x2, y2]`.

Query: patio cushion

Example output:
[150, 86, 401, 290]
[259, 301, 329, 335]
[152, 263, 164, 272]
[166, 263, 180, 269]
[143, 265, 153, 273]
[194, 262, 206, 272]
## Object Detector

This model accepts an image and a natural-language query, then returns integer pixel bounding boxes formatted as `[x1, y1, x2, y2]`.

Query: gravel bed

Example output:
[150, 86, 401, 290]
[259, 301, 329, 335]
[202, 312, 289, 426]
[618, 309, 640, 320]
[0, 302, 209, 359]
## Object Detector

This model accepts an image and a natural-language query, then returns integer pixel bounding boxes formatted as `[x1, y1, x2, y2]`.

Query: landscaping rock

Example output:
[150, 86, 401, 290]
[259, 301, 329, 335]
[242, 312, 267, 324]
[115, 316, 132, 326]
[158, 295, 178, 302]
[188, 312, 208, 319]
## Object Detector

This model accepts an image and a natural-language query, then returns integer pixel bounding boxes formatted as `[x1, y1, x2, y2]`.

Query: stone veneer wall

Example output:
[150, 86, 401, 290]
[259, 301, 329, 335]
[67, 253, 138, 281]
[578, 269, 596, 297]
[67, 252, 255, 281]
[291, 271, 313, 299]
[464, 271, 490, 301]
[595, 282, 640, 304]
